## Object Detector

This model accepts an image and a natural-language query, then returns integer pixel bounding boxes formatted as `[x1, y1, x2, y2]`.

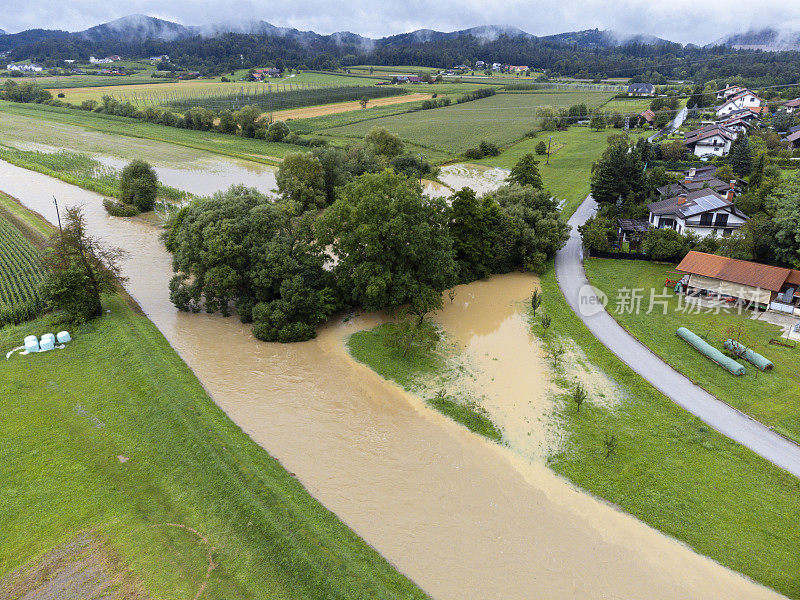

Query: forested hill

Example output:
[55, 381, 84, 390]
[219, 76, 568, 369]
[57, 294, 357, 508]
[5, 18, 800, 85]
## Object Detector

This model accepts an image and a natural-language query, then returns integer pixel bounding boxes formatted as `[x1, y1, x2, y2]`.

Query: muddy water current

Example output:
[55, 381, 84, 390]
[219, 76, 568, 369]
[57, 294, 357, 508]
[0, 160, 784, 600]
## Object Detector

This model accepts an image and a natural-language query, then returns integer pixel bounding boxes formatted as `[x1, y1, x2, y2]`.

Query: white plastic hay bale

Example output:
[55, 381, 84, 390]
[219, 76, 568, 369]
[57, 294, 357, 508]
[24, 338, 39, 353]
[39, 335, 55, 352]
[56, 331, 71, 343]
[24, 335, 37, 344]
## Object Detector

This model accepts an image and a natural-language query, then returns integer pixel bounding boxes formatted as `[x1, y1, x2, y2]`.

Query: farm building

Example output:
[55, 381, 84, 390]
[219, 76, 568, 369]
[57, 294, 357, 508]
[676, 251, 800, 313]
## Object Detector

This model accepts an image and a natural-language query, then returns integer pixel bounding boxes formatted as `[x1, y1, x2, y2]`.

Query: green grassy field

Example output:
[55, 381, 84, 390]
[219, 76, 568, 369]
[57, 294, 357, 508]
[0, 101, 295, 165]
[584, 258, 800, 443]
[286, 99, 433, 134]
[345, 265, 800, 598]
[321, 91, 616, 155]
[476, 127, 623, 218]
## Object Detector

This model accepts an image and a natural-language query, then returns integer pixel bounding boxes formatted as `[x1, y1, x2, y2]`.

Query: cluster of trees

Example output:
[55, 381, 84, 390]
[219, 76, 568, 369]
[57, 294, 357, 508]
[1, 80, 53, 103]
[167, 149, 568, 342]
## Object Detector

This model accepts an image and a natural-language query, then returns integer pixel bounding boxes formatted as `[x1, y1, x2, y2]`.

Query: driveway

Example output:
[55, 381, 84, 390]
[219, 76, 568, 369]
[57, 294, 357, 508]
[555, 196, 800, 478]
[648, 105, 688, 142]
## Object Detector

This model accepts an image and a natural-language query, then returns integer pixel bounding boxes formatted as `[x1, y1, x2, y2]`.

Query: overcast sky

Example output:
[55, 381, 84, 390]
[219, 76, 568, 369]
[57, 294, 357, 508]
[3, 0, 799, 44]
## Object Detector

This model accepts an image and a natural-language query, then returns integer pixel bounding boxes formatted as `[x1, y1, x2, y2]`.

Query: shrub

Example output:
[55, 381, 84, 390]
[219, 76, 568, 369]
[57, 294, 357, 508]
[535, 141, 547, 155]
[120, 160, 158, 212]
[642, 228, 690, 262]
[103, 198, 140, 217]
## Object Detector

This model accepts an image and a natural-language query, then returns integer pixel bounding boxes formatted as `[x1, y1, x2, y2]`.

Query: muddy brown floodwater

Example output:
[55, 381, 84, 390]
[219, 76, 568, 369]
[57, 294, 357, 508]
[0, 160, 785, 600]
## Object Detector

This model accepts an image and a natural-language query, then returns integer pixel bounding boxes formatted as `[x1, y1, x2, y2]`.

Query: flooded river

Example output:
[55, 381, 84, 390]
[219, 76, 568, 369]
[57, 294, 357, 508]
[0, 161, 784, 600]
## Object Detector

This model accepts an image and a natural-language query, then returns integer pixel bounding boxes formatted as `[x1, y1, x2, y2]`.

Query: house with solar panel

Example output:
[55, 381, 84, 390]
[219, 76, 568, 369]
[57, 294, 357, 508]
[647, 186, 749, 239]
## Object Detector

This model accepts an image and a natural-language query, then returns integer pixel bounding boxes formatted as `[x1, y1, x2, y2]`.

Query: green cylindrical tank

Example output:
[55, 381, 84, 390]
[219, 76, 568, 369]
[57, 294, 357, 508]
[676, 327, 746, 376]
[724, 339, 774, 371]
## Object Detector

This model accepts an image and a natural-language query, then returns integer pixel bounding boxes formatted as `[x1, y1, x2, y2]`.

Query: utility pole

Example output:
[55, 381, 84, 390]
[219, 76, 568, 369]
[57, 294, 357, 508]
[53, 196, 63, 234]
[546, 136, 552, 165]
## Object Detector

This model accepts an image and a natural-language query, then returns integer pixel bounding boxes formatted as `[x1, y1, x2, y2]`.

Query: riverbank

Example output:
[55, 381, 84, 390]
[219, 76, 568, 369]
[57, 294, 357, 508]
[2, 160, 790, 600]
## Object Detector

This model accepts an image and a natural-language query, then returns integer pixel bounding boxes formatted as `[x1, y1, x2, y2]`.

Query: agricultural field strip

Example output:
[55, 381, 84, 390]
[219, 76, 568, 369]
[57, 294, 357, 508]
[0, 215, 46, 308]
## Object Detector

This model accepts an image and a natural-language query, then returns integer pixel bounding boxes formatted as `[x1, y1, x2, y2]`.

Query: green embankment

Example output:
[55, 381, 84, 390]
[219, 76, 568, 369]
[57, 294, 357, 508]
[584, 258, 800, 443]
[348, 324, 501, 441]
[0, 203, 428, 599]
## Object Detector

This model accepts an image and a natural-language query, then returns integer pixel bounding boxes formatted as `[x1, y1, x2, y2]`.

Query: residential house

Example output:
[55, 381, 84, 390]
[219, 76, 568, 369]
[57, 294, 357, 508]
[783, 130, 800, 149]
[106, 55, 121, 62]
[683, 124, 738, 157]
[89, 56, 114, 64]
[396, 75, 422, 83]
[149, 55, 169, 63]
[509, 65, 529, 73]
[491, 62, 502, 71]
[656, 167, 739, 199]
[676, 251, 800, 312]
[716, 89, 762, 117]
[647, 188, 748, 239]
[716, 85, 746, 100]
[475, 60, 486, 69]
[627, 83, 655, 96]
[718, 108, 760, 133]
[783, 98, 800, 113]
[638, 109, 655, 126]
[455, 64, 470, 71]
[6, 63, 43, 72]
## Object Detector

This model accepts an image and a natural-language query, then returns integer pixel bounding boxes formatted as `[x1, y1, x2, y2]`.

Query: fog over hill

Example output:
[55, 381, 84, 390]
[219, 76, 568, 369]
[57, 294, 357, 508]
[713, 27, 800, 51]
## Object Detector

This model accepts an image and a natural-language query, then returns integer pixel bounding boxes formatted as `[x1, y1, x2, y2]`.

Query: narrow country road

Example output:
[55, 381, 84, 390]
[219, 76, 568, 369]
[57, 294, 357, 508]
[648, 105, 688, 142]
[555, 196, 800, 478]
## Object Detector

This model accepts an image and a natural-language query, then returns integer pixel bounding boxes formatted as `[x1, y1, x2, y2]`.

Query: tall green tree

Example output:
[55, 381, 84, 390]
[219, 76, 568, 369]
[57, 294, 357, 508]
[590, 134, 646, 210]
[507, 153, 543, 189]
[449, 187, 492, 280]
[276, 152, 328, 211]
[589, 112, 606, 131]
[728, 134, 753, 177]
[42, 206, 126, 322]
[364, 127, 405, 159]
[320, 170, 456, 314]
[492, 185, 570, 273]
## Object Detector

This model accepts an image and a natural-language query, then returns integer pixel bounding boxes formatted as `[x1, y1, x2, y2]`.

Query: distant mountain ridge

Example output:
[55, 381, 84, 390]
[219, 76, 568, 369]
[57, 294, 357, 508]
[0, 14, 679, 50]
[713, 27, 800, 50]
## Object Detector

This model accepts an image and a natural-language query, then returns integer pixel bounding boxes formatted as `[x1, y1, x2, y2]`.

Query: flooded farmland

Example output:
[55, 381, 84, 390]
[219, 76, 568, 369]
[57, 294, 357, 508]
[0, 160, 785, 600]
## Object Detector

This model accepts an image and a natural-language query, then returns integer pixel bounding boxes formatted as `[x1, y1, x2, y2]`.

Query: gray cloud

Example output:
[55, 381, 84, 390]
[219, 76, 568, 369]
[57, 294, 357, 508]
[3, 0, 800, 44]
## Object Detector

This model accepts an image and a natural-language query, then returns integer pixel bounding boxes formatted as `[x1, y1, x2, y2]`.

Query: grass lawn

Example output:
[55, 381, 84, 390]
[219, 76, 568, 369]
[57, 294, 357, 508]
[475, 127, 618, 218]
[584, 258, 800, 443]
[320, 91, 616, 156]
[531, 264, 800, 599]
[0, 101, 298, 166]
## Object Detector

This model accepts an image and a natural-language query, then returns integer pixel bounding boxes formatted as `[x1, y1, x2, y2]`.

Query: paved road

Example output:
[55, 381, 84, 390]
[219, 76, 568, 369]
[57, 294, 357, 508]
[555, 196, 800, 478]
[648, 105, 688, 142]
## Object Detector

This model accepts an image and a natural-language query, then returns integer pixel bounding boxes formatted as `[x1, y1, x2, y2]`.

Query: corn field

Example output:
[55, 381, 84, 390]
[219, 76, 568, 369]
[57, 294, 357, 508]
[0, 216, 47, 327]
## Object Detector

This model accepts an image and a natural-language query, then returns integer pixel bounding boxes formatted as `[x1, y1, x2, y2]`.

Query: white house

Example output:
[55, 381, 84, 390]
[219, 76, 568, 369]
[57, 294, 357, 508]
[627, 83, 655, 96]
[716, 85, 745, 100]
[491, 62, 502, 71]
[716, 90, 762, 117]
[717, 108, 760, 133]
[6, 63, 43, 72]
[784, 98, 800, 113]
[89, 56, 114, 64]
[647, 188, 748, 239]
[683, 125, 738, 157]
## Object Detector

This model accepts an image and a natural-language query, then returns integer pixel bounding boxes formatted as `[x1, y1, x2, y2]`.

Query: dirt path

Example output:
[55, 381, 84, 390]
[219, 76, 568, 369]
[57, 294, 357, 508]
[271, 93, 432, 120]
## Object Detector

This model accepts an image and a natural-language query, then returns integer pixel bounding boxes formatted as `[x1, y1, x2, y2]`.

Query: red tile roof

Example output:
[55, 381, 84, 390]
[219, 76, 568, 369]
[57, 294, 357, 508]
[676, 251, 795, 292]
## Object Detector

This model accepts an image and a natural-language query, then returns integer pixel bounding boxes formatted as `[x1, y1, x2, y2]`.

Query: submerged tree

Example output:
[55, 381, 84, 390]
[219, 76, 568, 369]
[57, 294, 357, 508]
[41, 206, 126, 322]
[120, 160, 158, 212]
